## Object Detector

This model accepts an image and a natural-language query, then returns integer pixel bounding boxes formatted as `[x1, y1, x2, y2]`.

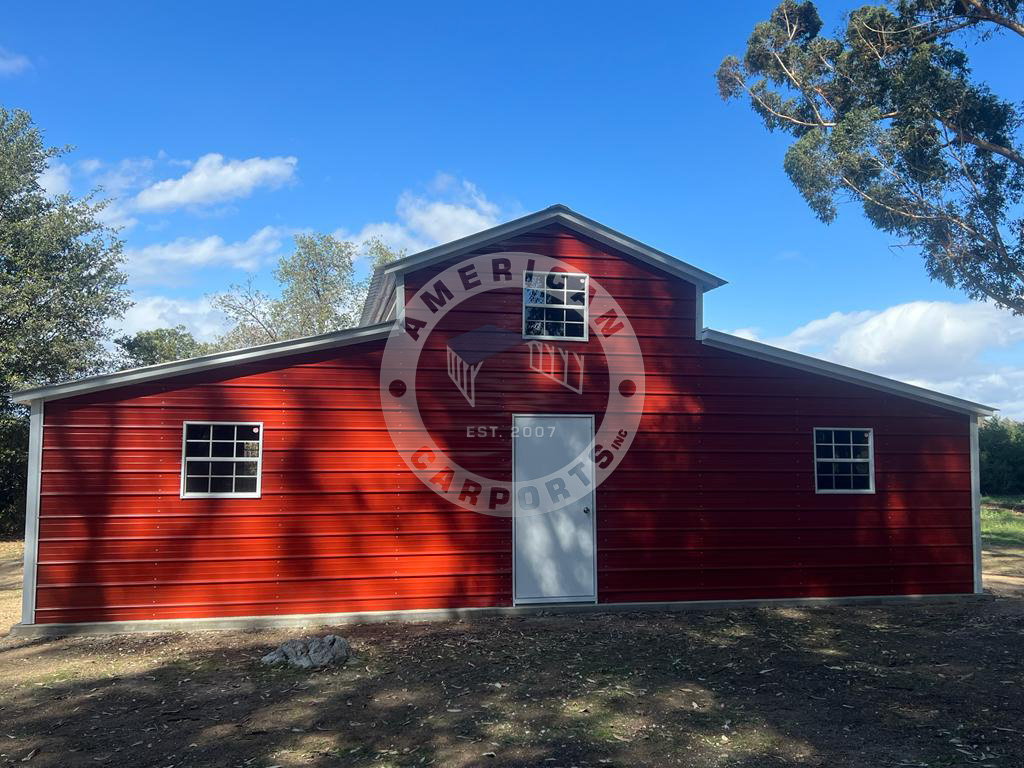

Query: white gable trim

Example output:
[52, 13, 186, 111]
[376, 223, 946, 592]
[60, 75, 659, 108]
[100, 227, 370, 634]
[382, 204, 727, 290]
[12, 322, 393, 404]
[701, 328, 995, 417]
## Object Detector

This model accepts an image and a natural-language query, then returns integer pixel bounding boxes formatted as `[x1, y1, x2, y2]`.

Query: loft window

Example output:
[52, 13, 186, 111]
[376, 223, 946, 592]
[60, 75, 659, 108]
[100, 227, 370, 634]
[814, 428, 874, 493]
[181, 422, 263, 498]
[523, 271, 588, 341]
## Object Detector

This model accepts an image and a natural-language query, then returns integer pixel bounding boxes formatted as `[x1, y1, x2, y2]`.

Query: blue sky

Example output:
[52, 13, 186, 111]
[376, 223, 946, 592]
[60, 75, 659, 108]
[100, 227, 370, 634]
[4, 2, 1023, 414]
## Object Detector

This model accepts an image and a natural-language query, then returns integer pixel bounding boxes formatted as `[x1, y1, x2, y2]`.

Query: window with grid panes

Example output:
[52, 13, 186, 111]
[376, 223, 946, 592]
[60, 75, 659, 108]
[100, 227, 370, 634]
[523, 271, 588, 341]
[181, 422, 263, 497]
[814, 428, 874, 492]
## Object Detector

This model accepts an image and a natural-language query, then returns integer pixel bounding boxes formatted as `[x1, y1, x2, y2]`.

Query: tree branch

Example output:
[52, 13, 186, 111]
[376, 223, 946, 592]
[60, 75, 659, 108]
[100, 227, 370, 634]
[961, 0, 1024, 37]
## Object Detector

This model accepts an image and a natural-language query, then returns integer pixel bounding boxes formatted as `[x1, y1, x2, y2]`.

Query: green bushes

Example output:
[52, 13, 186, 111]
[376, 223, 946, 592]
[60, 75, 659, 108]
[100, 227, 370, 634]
[980, 417, 1024, 496]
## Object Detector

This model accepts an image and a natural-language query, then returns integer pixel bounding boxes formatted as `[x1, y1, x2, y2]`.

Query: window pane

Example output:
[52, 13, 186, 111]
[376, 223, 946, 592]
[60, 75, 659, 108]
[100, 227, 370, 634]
[565, 323, 585, 338]
[211, 461, 234, 476]
[815, 430, 831, 444]
[544, 289, 565, 305]
[852, 445, 870, 459]
[834, 475, 852, 490]
[852, 462, 870, 475]
[852, 430, 870, 445]
[818, 476, 834, 490]
[544, 308, 565, 322]
[187, 461, 210, 476]
[835, 445, 852, 459]
[567, 290, 586, 306]
[234, 477, 257, 493]
[816, 461, 833, 476]
[835, 462, 853, 475]
[185, 424, 210, 440]
[564, 309, 584, 324]
[815, 445, 833, 459]
[236, 441, 260, 458]
[565, 275, 585, 291]
[545, 273, 566, 290]
[211, 442, 234, 457]
[185, 476, 209, 494]
[545, 321, 565, 338]
[834, 430, 851, 444]
[245, 425, 261, 439]
[525, 320, 544, 336]
[185, 441, 210, 458]
[212, 425, 235, 440]
[236, 461, 259, 477]
[525, 306, 544, 323]
[524, 287, 546, 305]
[210, 476, 233, 493]
[852, 475, 870, 490]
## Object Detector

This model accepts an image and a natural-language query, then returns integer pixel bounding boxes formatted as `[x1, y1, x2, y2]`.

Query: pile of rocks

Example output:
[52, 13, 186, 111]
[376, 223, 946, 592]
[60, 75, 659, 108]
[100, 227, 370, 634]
[260, 634, 350, 669]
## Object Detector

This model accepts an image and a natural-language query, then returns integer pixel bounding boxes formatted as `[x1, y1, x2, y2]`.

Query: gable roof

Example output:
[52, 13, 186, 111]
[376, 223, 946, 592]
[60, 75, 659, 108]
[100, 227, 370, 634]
[360, 203, 727, 325]
[701, 329, 995, 417]
[11, 323, 393, 404]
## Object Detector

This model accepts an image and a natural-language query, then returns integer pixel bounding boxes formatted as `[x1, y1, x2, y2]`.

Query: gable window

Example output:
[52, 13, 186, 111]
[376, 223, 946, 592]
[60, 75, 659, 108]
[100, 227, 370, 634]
[814, 428, 874, 493]
[523, 271, 588, 341]
[181, 422, 263, 498]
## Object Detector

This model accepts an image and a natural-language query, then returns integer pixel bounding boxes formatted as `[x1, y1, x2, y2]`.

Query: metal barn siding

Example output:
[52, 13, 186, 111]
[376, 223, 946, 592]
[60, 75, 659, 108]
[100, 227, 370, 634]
[34, 343, 511, 624]
[29, 223, 975, 625]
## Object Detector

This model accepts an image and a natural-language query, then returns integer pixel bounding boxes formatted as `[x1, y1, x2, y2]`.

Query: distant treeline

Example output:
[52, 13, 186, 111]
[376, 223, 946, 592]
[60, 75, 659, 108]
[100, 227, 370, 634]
[980, 417, 1024, 496]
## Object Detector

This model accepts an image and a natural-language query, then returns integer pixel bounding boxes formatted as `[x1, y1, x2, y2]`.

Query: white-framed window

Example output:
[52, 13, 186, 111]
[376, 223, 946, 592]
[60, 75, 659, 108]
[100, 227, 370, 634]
[523, 270, 589, 341]
[814, 427, 874, 493]
[180, 422, 263, 498]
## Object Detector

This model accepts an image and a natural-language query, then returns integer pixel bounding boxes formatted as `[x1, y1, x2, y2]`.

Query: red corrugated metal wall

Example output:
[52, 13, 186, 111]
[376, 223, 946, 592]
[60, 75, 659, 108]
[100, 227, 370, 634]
[33, 224, 973, 623]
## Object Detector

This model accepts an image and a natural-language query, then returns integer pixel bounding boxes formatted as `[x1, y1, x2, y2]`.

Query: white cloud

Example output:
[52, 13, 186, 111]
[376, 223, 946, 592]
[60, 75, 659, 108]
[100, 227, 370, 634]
[0, 46, 30, 76]
[124, 225, 286, 284]
[37, 162, 71, 196]
[734, 300, 1024, 417]
[337, 175, 514, 258]
[119, 295, 228, 342]
[134, 153, 297, 212]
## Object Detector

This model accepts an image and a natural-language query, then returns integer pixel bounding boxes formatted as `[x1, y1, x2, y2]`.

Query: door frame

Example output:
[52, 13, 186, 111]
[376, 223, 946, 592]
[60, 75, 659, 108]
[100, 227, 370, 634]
[511, 413, 598, 606]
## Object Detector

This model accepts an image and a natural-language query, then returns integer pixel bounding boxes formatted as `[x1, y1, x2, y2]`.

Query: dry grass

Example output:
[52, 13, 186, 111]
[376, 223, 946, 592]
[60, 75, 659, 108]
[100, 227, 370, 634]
[0, 539, 22, 635]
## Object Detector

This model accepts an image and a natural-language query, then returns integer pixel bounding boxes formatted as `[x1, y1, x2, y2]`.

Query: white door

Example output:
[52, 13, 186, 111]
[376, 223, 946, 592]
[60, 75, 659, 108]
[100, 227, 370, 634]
[513, 415, 596, 604]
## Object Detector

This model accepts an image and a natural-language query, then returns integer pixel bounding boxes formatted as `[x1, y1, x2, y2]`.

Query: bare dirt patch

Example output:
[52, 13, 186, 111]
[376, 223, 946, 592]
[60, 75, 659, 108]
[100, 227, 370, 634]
[2, 598, 1024, 768]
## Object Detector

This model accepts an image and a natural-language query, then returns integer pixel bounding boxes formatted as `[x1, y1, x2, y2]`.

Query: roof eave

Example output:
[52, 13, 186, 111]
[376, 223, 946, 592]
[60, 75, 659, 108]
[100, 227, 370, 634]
[382, 204, 728, 291]
[701, 328, 996, 418]
[12, 322, 394, 405]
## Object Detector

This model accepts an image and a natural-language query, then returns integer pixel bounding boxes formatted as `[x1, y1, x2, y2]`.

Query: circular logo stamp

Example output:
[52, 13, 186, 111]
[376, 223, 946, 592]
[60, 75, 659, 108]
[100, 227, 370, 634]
[380, 251, 645, 517]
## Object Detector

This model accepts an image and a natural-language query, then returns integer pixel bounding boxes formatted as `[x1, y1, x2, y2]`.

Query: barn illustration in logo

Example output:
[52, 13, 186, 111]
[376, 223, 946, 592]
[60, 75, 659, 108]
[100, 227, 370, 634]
[445, 324, 585, 407]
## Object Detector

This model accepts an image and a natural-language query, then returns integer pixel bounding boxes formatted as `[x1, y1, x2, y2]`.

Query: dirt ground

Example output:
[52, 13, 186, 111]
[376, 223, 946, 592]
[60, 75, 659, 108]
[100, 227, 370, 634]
[0, 540, 22, 633]
[1, 532, 1023, 767]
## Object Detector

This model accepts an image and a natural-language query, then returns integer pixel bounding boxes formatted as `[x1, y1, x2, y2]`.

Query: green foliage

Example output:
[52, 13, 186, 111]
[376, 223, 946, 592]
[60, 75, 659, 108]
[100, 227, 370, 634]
[718, 0, 1024, 313]
[981, 497, 1024, 547]
[212, 235, 401, 350]
[115, 325, 213, 369]
[979, 416, 1024, 495]
[0, 107, 129, 537]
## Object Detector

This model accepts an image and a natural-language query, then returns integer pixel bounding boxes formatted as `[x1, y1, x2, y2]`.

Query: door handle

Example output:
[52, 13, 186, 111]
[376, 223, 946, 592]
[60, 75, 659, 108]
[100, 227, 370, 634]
[583, 506, 591, 515]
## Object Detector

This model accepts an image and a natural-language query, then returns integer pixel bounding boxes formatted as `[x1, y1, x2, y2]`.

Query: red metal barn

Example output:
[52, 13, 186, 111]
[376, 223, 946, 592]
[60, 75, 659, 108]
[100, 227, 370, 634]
[11, 205, 993, 634]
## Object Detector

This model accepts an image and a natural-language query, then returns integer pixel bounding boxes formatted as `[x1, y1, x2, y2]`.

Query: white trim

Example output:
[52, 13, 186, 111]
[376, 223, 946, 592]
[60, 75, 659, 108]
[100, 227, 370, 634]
[970, 415, 983, 594]
[511, 413, 598, 606]
[11, 322, 393, 404]
[381, 204, 727, 290]
[521, 270, 590, 343]
[394, 272, 406, 327]
[20, 399, 43, 626]
[694, 286, 704, 340]
[813, 427, 876, 494]
[9, 592, 985, 637]
[179, 421, 264, 499]
[702, 328, 995, 417]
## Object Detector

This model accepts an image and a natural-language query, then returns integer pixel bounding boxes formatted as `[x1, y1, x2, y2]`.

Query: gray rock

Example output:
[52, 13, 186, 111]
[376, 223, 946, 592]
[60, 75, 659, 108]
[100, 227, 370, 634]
[260, 634, 349, 668]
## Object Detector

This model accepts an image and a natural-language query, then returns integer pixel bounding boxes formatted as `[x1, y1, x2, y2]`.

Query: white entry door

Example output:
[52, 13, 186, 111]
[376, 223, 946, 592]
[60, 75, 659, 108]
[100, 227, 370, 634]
[513, 414, 596, 604]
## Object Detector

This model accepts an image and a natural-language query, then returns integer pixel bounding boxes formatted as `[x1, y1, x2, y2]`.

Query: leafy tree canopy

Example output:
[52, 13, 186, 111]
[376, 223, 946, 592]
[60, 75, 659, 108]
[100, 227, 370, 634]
[115, 325, 213, 369]
[212, 234, 400, 349]
[0, 107, 129, 534]
[717, 0, 1024, 312]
